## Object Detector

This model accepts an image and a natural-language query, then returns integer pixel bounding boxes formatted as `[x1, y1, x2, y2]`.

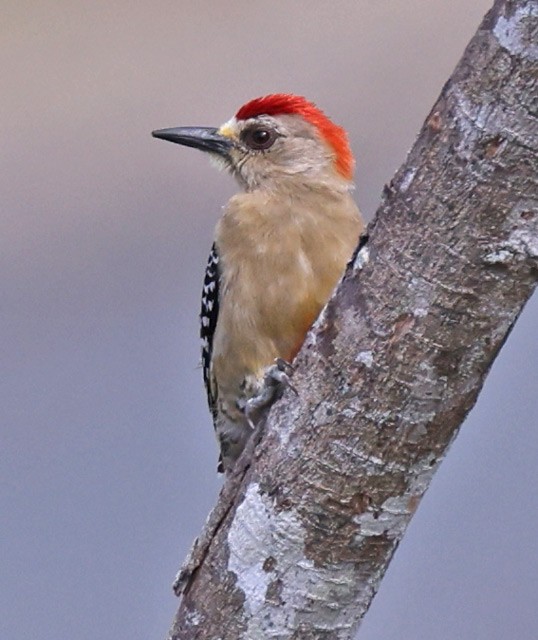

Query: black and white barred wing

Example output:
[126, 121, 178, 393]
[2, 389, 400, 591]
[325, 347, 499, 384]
[200, 243, 220, 422]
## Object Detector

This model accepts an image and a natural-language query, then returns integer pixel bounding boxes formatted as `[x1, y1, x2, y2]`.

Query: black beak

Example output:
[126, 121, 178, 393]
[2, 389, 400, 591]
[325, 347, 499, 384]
[151, 126, 233, 157]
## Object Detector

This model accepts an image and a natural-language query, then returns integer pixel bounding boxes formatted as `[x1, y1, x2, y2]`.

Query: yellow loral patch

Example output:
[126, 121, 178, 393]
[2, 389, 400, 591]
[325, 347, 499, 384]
[218, 119, 237, 139]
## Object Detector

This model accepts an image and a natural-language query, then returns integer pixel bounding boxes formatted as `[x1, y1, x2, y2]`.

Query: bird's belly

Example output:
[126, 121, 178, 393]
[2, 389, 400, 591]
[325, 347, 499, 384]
[212, 247, 342, 404]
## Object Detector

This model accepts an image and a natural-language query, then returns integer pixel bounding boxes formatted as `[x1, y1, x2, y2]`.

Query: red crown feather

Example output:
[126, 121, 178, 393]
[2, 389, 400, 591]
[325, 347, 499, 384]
[235, 94, 354, 180]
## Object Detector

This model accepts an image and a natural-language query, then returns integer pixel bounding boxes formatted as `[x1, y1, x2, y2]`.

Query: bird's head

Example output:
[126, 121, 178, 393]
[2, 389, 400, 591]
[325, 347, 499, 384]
[152, 94, 354, 191]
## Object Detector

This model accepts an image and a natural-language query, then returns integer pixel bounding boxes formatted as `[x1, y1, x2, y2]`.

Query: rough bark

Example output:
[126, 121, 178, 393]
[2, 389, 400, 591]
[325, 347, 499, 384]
[168, 1, 538, 638]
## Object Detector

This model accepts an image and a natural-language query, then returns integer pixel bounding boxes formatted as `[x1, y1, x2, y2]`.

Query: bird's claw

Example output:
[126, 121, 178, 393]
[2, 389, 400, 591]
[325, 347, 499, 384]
[243, 359, 297, 429]
[269, 358, 298, 395]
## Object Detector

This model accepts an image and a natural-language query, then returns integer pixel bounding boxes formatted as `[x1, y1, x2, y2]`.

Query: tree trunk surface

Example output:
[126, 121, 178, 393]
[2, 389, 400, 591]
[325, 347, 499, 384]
[169, 0, 538, 637]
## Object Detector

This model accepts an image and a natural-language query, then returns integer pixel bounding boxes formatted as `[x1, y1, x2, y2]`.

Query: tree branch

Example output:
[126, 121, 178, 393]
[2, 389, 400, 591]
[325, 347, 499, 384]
[168, 1, 538, 637]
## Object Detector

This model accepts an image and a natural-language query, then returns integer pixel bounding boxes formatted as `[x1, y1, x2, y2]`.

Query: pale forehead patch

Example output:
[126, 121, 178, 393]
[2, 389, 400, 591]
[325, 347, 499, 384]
[218, 118, 237, 138]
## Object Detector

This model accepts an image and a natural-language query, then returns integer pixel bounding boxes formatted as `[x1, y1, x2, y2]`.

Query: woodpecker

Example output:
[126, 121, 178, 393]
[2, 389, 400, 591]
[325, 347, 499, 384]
[153, 94, 364, 473]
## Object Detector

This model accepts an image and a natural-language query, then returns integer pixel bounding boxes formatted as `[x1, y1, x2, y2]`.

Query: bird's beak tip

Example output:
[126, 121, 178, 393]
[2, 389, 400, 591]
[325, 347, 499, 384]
[152, 128, 172, 140]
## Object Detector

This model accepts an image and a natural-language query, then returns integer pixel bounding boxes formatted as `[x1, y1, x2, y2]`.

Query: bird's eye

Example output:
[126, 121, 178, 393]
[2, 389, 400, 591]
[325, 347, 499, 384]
[241, 127, 277, 150]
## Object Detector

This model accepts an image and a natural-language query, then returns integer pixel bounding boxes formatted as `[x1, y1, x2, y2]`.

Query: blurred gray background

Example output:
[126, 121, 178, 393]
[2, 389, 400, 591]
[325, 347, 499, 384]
[2, 1, 537, 639]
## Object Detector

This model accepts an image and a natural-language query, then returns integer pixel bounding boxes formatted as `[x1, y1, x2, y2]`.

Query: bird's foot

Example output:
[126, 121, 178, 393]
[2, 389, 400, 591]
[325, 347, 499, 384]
[244, 358, 297, 430]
